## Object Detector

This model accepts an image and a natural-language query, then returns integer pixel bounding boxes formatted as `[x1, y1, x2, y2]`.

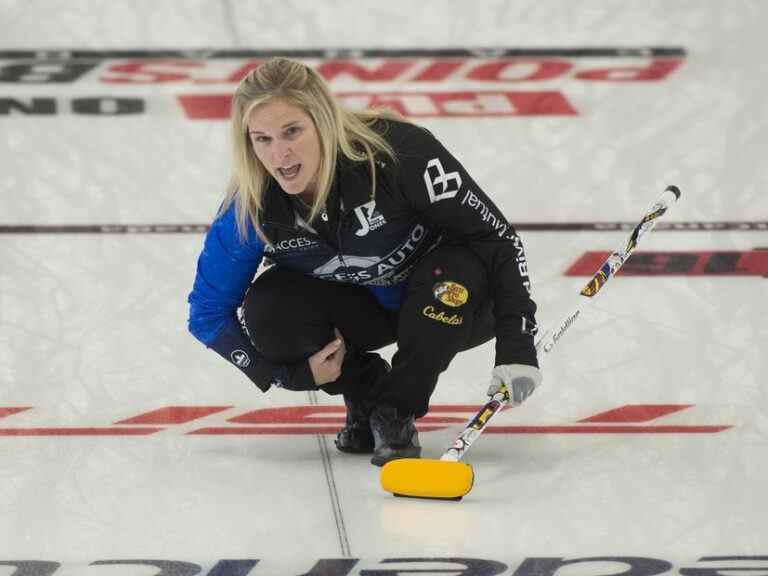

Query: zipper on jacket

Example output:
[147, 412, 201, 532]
[336, 210, 351, 279]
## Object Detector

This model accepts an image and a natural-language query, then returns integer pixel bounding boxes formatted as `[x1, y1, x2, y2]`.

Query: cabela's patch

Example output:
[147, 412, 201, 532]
[432, 281, 469, 307]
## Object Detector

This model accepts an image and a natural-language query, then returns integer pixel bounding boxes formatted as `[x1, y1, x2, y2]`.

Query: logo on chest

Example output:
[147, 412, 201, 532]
[264, 236, 320, 253]
[353, 199, 387, 237]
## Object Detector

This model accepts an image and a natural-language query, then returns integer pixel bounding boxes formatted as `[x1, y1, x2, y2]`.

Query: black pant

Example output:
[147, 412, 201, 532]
[242, 245, 494, 418]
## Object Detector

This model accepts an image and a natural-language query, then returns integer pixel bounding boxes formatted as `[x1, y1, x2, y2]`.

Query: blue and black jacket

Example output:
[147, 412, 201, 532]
[188, 120, 537, 391]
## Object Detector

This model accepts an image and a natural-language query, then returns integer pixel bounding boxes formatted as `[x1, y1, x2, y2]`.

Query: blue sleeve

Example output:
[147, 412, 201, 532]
[188, 200, 352, 392]
[187, 203, 319, 392]
[188, 202, 265, 345]
[187, 204, 271, 390]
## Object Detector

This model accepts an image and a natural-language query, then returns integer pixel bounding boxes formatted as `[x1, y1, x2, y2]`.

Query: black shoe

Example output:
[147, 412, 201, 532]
[334, 354, 390, 455]
[369, 404, 421, 467]
[334, 395, 375, 454]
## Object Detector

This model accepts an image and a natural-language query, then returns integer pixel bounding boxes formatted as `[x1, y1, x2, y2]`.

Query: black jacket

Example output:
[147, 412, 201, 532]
[188, 119, 538, 390]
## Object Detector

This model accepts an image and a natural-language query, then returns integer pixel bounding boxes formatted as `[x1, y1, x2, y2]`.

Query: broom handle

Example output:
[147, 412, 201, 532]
[440, 185, 682, 462]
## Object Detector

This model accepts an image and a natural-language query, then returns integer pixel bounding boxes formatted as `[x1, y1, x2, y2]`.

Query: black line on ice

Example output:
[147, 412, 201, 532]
[308, 390, 351, 558]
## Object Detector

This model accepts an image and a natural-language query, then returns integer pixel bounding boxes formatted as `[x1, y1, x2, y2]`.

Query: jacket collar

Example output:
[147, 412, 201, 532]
[336, 155, 377, 213]
[260, 156, 376, 227]
[260, 179, 296, 227]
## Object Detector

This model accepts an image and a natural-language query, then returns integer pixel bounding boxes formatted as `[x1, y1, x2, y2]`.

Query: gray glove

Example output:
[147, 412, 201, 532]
[487, 364, 543, 406]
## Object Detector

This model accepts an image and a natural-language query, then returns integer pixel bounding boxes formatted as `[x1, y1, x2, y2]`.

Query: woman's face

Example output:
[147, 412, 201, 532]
[246, 98, 322, 199]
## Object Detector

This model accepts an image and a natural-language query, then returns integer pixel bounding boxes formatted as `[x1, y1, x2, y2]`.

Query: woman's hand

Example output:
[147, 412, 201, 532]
[487, 364, 542, 405]
[309, 328, 346, 386]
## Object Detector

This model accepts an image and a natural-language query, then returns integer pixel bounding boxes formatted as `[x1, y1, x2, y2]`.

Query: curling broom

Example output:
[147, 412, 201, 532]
[380, 185, 682, 500]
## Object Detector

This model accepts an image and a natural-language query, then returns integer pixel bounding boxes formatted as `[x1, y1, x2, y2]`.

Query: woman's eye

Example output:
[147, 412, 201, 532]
[285, 126, 301, 137]
[253, 135, 270, 144]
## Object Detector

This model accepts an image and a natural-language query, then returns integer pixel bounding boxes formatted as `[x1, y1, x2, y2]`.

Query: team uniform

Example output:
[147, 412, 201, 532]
[188, 120, 538, 422]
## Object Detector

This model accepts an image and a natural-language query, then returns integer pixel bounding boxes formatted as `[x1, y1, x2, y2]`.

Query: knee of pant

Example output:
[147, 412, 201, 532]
[409, 246, 489, 312]
[241, 268, 334, 361]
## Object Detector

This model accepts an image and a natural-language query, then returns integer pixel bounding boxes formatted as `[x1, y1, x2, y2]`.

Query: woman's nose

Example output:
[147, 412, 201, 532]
[273, 142, 292, 163]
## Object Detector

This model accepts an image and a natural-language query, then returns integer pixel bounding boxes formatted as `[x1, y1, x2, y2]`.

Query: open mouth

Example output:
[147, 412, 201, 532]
[278, 164, 301, 181]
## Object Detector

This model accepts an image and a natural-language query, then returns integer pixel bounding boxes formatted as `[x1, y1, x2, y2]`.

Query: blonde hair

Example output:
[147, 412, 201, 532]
[221, 57, 406, 242]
